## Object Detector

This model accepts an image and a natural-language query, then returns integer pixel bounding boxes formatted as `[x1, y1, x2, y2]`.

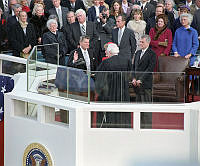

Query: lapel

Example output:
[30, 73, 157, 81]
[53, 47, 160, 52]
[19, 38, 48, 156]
[135, 50, 142, 68]
[77, 47, 84, 60]
[119, 27, 126, 46]
[17, 22, 26, 38]
[139, 48, 149, 65]
[116, 28, 119, 45]
[48, 31, 58, 42]
[86, 21, 89, 35]
[76, 22, 82, 36]
[53, 7, 58, 17]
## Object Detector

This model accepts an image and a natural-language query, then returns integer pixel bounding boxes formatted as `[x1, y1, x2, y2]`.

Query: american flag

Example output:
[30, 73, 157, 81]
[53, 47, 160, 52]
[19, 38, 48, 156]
[0, 76, 14, 122]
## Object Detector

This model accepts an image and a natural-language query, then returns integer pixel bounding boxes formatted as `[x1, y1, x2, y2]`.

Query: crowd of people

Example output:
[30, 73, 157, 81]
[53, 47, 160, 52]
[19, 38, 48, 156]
[0, 0, 200, 102]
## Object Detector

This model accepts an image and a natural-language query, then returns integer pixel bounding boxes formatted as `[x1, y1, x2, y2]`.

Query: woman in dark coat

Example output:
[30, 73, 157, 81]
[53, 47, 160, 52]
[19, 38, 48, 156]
[10, 11, 36, 57]
[30, 3, 48, 44]
[42, 19, 68, 65]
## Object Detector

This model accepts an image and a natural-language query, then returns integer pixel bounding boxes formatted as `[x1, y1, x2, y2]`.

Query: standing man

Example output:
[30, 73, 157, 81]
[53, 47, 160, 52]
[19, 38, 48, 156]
[139, 0, 155, 22]
[112, 14, 136, 61]
[67, 35, 97, 71]
[69, 9, 98, 50]
[49, 0, 69, 29]
[61, 0, 86, 12]
[96, 7, 115, 64]
[132, 35, 156, 103]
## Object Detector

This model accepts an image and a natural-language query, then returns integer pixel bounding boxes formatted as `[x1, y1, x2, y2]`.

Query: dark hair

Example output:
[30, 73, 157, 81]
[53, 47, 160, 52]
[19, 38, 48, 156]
[117, 14, 126, 22]
[156, 5, 165, 13]
[110, 0, 123, 16]
[132, 9, 143, 20]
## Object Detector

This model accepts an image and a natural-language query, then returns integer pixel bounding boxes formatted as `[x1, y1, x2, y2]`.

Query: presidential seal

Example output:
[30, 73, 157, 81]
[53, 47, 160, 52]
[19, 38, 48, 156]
[23, 143, 53, 166]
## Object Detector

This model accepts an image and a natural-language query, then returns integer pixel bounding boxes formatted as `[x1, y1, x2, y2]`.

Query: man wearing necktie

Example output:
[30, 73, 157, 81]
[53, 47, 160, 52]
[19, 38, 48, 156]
[49, 0, 69, 29]
[67, 35, 97, 71]
[132, 34, 156, 103]
[69, 9, 98, 51]
[112, 14, 136, 61]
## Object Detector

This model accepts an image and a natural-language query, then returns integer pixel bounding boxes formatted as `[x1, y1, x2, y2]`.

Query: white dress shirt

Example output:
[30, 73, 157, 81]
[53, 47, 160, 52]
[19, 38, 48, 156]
[80, 47, 91, 71]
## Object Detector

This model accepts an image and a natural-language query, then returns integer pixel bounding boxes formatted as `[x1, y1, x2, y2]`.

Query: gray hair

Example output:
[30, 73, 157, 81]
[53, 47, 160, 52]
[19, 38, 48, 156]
[79, 35, 90, 42]
[46, 19, 58, 29]
[75, 9, 86, 17]
[165, 0, 175, 7]
[180, 13, 193, 25]
[141, 34, 151, 43]
[107, 43, 119, 56]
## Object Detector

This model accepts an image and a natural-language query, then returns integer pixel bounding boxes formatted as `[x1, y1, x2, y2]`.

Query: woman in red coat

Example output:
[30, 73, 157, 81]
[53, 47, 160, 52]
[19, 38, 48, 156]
[149, 14, 172, 71]
[149, 14, 172, 57]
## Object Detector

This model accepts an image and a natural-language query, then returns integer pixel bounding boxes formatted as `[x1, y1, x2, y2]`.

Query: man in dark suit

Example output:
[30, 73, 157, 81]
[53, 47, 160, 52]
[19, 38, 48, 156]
[112, 14, 136, 61]
[7, 4, 22, 49]
[6, 4, 21, 33]
[88, 0, 105, 22]
[67, 35, 97, 71]
[69, 9, 98, 50]
[61, 0, 86, 12]
[49, 0, 69, 29]
[132, 34, 156, 103]
[96, 7, 115, 64]
[140, 0, 155, 22]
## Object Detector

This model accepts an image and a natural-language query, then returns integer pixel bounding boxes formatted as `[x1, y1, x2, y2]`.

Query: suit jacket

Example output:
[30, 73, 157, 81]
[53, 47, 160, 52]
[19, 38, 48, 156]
[132, 47, 156, 89]
[88, 5, 105, 22]
[141, 2, 155, 22]
[10, 22, 36, 57]
[112, 27, 136, 59]
[192, 9, 200, 36]
[6, 15, 18, 32]
[48, 6, 69, 29]
[61, 0, 86, 12]
[69, 21, 98, 50]
[96, 18, 115, 50]
[42, 30, 68, 65]
[67, 47, 96, 71]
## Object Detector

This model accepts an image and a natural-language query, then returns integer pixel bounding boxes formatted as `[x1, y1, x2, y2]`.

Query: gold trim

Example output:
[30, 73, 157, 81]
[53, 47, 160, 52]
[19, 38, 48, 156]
[23, 143, 53, 166]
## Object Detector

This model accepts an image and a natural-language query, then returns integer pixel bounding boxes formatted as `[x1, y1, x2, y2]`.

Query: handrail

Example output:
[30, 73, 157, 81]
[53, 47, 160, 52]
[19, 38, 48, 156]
[0, 54, 27, 64]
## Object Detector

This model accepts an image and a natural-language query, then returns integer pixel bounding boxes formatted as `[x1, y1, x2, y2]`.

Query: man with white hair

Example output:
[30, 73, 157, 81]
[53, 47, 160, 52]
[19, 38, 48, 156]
[69, 8, 98, 50]
[49, 0, 69, 29]
[95, 43, 132, 128]
[95, 43, 131, 101]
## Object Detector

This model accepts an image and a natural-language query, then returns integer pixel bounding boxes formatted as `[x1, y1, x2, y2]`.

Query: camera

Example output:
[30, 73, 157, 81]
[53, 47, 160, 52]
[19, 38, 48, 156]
[102, 13, 108, 19]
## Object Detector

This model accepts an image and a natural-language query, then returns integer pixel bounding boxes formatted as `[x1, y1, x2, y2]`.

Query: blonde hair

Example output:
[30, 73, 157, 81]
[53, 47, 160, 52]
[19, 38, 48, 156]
[32, 3, 44, 16]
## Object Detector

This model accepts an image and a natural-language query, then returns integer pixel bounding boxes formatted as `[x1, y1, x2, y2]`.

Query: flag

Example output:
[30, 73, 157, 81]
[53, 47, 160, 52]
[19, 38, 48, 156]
[0, 76, 14, 121]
